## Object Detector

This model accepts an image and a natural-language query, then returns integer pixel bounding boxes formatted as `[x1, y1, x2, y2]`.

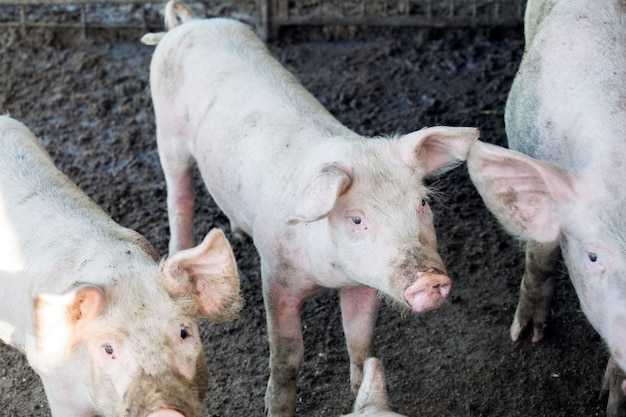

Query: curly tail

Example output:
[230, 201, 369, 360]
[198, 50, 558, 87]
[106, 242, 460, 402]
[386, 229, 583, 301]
[140, 0, 195, 46]
[164, 0, 194, 30]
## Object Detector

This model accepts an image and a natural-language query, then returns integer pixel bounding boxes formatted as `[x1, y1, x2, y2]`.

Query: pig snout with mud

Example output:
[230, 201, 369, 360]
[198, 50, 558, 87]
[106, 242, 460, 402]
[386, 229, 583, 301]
[146, 2, 478, 415]
[0, 115, 244, 417]
[466, 0, 626, 414]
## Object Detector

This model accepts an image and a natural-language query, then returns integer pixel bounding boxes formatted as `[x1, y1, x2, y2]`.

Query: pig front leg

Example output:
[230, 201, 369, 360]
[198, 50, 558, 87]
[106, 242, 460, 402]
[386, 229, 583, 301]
[340, 286, 378, 396]
[510, 240, 561, 342]
[602, 358, 626, 417]
[262, 273, 318, 417]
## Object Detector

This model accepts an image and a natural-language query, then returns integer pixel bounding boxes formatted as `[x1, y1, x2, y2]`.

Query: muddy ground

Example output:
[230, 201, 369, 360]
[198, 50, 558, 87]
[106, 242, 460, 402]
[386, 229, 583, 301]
[0, 18, 610, 417]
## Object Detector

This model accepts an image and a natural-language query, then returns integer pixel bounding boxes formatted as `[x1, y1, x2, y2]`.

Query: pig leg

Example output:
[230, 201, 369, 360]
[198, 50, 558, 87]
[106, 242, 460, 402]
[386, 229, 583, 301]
[262, 271, 319, 417]
[158, 135, 196, 253]
[340, 286, 378, 396]
[602, 358, 626, 417]
[510, 239, 561, 343]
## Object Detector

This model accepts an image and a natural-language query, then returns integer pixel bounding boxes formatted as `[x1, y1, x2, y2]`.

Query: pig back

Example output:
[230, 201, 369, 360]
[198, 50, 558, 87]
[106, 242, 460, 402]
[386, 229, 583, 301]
[505, 0, 626, 172]
[0, 116, 157, 350]
[150, 18, 360, 234]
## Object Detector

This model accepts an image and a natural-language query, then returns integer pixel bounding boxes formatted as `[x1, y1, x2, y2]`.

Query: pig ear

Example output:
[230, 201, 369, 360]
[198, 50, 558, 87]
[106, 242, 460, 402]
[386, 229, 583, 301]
[163, 228, 244, 323]
[32, 285, 105, 373]
[287, 163, 352, 224]
[398, 126, 479, 175]
[353, 358, 392, 412]
[467, 140, 576, 242]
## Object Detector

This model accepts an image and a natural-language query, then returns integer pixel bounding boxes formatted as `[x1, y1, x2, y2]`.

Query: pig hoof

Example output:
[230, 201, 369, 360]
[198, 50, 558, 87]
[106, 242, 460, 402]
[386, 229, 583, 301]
[510, 319, 526, 342]
[531, 324, 546, 343]
[404, 272, 451, 312]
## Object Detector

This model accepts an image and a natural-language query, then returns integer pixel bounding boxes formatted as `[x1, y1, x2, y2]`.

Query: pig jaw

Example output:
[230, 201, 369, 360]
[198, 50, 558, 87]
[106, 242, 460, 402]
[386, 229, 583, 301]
[91, 350, 208, 417]
[122, 362, 208, 417]
[403, 270, 451, 312]
[610, 318, 626, 375]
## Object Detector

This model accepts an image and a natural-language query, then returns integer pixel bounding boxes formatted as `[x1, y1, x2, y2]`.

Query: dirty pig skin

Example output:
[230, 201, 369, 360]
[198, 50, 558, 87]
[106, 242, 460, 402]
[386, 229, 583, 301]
[145, 1, 479, 415]
[0, 115, 243, 417]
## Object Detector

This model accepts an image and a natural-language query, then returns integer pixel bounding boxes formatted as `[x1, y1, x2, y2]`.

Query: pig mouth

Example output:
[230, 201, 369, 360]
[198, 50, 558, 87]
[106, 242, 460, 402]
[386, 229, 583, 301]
[403, 270, 451, 312]
[124, 371, 205, 417]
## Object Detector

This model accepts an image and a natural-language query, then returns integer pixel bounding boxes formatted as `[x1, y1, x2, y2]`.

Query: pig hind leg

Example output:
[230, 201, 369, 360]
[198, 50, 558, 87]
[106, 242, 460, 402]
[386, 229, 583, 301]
[340, 286, 378, 396]
[510, 239, 561, 343]
[158, 130, 196, 254]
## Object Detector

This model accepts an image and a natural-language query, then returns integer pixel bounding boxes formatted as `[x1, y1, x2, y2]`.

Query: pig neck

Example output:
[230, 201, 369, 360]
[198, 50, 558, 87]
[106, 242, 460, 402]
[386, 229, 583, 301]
[2, 178, 158, 351]
[235, 133, 358, 234]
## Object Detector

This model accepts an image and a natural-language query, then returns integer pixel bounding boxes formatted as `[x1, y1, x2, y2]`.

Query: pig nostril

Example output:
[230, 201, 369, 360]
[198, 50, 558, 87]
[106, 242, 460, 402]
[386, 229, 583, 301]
[404, 272, 452, 312]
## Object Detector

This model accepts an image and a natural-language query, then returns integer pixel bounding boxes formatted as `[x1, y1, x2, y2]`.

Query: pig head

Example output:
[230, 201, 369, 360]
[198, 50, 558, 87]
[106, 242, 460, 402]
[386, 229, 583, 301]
[278, 128, 478, 312]
[468, 141, 626, 407]
[147, 4, 478, 416]
[467, 0, 626, 413]
[0, 115, 243, 417]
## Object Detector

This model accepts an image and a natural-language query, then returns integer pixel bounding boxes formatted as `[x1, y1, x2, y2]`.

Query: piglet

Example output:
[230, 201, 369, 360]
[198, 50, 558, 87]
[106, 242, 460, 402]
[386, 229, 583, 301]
[0, 115, 243, 417]
[146, 2, 478, 415]
[466, 0, 626, 414]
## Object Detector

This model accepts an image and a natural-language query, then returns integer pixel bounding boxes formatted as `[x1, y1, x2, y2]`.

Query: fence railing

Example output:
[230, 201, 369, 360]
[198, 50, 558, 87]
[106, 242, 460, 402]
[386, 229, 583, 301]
[259, 0, 525, 38]
[0, 0, 525, 38]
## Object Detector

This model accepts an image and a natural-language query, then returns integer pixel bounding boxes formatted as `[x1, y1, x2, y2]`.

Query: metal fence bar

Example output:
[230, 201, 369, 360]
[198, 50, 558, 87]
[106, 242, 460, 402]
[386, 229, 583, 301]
[0, 0, 525, 38]
[0, 1, 156, 36]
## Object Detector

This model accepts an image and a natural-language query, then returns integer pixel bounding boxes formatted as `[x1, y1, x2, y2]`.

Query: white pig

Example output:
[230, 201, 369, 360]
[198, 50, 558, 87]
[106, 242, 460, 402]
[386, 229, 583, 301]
[466, 0, 626, 414]
[0, 115, 243, 417]
[147, 2, 478, 416]
[342, 358, 407, 417]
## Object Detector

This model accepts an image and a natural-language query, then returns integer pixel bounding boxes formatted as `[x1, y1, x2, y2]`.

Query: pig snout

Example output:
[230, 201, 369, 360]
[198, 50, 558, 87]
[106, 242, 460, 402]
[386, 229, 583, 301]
[403, 271, 451, 312]
[122, 366, 207, 417]
[147, 409, 185, 417]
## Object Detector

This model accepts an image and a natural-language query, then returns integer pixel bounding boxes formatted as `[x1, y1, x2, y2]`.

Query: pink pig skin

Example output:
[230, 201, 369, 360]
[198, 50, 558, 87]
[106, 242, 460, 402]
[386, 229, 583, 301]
[341, 358, 407, 417]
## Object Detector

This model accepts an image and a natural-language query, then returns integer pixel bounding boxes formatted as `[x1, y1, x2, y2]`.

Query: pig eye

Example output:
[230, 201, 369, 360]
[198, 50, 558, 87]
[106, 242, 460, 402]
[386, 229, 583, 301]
[421, 198, 427, 207]
[588, 252, 598, 263]
[180, 329, 189, 340]
[351, 217, 362, 225]
[104, 344, 114, 355]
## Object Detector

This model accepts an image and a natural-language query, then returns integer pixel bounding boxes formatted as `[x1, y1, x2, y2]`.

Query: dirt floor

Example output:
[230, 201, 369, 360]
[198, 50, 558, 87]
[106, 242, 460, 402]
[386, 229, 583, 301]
[0, 18, 611, 417]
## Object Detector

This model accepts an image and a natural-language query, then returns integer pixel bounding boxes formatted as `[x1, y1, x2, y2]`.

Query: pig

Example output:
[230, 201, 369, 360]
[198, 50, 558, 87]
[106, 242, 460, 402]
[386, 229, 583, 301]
[0, 115, 243, 417]
[147, 2, 479, 415]
[342, 358, 407, 417]
[466, 0, 626, 414]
